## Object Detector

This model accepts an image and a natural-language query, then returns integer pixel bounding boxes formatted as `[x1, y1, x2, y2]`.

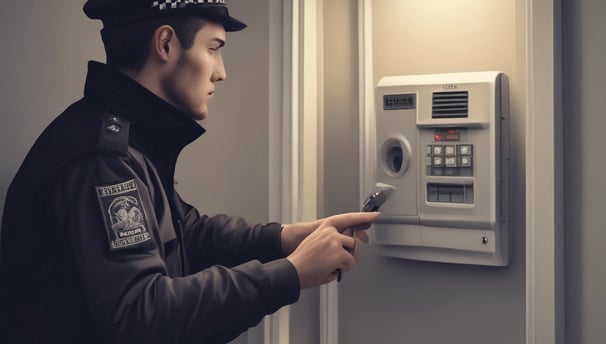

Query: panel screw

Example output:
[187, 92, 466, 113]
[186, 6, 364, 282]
[481, 236, 489, 245]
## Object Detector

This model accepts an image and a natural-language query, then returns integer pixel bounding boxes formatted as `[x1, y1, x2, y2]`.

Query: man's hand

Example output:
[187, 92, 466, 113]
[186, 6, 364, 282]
[285, 212, 380, 289]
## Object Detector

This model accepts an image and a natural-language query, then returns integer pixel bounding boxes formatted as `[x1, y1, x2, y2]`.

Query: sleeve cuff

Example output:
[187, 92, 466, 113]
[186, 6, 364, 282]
[264, 258, 301, 314]
[254, 222, 286, 262]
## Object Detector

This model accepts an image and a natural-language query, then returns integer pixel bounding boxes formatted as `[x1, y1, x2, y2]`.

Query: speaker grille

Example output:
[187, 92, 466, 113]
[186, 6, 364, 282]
[432, 91, 468, 118]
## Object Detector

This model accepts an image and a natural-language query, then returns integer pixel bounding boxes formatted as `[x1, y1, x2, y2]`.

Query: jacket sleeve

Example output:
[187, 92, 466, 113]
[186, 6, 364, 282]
[178, 198, 287, 272]
[53, 153, 300, 344]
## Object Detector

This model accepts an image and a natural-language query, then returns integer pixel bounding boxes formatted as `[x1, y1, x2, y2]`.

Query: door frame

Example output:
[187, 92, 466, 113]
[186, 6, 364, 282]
[263, 0, 324, 343]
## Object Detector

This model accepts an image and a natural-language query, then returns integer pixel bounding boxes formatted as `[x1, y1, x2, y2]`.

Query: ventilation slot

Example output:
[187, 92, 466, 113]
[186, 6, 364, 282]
[432, 91, 469, 118]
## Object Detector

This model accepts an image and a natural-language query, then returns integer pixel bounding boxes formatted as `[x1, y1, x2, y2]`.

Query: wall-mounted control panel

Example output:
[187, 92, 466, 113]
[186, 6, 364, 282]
[368, 72, 510, 266]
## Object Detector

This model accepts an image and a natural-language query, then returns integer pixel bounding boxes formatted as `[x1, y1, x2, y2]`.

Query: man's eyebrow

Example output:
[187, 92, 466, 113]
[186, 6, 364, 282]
[212, 38, 226, 47]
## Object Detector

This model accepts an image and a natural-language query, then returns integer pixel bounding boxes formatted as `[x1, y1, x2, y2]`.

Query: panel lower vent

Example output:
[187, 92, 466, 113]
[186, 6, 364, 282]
[432, 91, 469, 118]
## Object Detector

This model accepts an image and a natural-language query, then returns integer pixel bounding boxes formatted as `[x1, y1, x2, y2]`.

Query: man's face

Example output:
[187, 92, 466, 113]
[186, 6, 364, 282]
[161, 21, 227, 120]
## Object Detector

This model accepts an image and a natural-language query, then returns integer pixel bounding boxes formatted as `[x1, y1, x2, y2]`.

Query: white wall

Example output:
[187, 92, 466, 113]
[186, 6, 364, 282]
[323, 1, 527, 343]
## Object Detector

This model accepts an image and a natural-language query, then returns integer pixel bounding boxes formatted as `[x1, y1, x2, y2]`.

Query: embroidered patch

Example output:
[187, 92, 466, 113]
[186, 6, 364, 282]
[95, 179, 152, 250]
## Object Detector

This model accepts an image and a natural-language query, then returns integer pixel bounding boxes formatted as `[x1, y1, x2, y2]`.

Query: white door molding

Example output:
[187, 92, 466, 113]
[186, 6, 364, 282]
[264, 0, 323, 343]
[320, 1, 375, 343]
[525, 0, 565, 343]
[264, 0, 295, 343]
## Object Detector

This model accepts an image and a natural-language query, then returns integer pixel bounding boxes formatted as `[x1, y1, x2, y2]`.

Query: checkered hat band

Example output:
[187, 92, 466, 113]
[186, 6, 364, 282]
[152, 0, 228, 11]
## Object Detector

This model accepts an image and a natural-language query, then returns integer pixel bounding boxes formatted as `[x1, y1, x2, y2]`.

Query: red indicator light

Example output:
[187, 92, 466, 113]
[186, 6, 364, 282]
[435, 134, 444, 141]
[448, 129, 457, 134]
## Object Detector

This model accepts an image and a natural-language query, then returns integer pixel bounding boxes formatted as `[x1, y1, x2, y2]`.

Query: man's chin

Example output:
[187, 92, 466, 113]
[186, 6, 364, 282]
[193, 114, 207, 121]
[187, 109, 207, 121]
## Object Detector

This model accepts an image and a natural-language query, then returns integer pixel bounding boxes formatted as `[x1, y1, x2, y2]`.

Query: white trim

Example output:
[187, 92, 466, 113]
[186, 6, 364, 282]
[525, 0, 564, 343]
[320, 1, 375, 342]
[298, 0, 319, 223]
[268, 0, 286, 251]
[353, 1, 375, 341]
[266, 0, 323, 342]
[313, 1, 335, 343]
[265, 0, 294, 343]
[359, 0, 375, 201]
[319, 283, 338, 344]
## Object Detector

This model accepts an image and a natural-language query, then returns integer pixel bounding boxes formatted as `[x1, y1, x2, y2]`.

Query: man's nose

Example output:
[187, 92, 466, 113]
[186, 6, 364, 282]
[213, 55, 227, 82]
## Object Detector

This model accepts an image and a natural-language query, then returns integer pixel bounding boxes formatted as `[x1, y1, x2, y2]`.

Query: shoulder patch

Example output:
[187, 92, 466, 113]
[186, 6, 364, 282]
[95, 179, 152, 250]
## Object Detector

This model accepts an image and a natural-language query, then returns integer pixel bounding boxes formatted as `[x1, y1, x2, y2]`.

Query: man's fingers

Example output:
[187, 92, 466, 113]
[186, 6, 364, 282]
[354, 230, 369, 244]
[340, 248, 357, 272]
[324, 212, 380, 231]
[339, 234, 356, 252]
[341, 226, 369, 247]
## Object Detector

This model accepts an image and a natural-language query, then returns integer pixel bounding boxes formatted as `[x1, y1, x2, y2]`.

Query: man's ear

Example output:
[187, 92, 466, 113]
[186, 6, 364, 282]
[151, 25, 179, 63]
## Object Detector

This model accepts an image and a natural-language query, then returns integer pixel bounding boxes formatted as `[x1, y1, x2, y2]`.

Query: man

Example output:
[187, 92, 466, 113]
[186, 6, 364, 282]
[0, 1, 379, 343]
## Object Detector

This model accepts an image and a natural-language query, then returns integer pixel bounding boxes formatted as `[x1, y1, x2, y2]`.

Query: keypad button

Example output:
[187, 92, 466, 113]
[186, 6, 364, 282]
[433, 156, 444, 167]
[433, 145, 444, 155]
[459, 156, 472, 167]
[445, 145, 456, 155]
[426, 145, 432, 155]
[426, 157, 432, 167]
[445, 156, 457, 168]
[458, 144, 473, 155]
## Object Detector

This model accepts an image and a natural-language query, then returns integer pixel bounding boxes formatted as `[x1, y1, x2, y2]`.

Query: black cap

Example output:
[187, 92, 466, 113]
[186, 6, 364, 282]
[83, 0, 247, 32]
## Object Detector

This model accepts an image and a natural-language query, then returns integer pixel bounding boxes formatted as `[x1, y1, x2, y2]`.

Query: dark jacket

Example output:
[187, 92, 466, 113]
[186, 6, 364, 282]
[0, 61, 300, 344]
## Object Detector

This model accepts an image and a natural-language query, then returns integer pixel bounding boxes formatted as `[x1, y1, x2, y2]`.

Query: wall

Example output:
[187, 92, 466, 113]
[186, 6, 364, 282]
[0, 2, 105, 223]
[323, 1, 527, 343]
[562, 0, 606, 343]
[0, 1, 272, 344]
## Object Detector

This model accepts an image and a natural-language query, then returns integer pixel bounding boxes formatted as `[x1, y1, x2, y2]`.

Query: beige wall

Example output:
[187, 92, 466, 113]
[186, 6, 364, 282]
[0, 2, 104, 220]
[323, 1, 527, 343]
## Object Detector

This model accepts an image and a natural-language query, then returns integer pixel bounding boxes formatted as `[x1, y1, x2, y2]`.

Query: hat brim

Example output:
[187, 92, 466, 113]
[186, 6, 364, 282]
[188, 6, 247, 32]
[201, 13, 246, 32]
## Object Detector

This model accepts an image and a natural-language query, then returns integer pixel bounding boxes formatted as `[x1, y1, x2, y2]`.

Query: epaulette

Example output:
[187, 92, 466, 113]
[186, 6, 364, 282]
[97, 112, 130, 156]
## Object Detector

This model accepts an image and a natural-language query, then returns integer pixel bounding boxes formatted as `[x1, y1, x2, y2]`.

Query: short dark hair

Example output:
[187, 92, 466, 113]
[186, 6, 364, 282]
[101, 16, 206, 71]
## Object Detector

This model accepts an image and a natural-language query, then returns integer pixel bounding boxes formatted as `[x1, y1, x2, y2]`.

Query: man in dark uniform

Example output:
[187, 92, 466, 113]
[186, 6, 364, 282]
[0, 1, 378, 343]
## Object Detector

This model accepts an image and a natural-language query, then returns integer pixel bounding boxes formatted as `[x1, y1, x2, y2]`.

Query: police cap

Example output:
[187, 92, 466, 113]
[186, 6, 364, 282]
[83, 0, 246, 32]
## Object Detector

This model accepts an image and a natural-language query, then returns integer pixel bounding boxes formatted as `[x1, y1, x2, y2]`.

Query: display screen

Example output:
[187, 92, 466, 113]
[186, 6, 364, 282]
[383, 93, 416, 110]
[434, 128, 466, 141]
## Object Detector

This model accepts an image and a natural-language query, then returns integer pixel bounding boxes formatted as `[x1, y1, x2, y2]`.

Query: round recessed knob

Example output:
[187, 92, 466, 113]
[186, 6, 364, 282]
[380, 137, 411, 177]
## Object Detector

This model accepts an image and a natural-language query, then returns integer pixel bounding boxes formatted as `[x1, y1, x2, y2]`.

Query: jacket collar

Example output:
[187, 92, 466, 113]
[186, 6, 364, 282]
[83, 61, 206, 155]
